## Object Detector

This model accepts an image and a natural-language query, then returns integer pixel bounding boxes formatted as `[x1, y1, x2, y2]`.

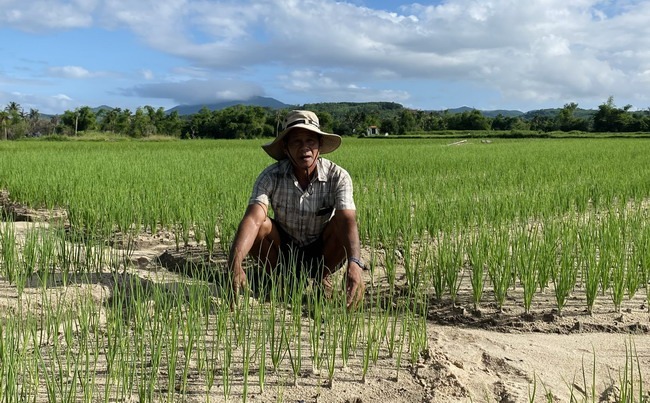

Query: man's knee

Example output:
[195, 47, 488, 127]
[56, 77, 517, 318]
[322, 228, 347, 271]
[250, 218, 281, 264]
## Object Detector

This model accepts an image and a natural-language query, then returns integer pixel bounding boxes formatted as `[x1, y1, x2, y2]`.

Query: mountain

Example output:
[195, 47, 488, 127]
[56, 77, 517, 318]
[478, 109, 525, 118]
[444, 106, 524, 118]
[522, 108, 597, 120]
[92, 105, 114, 112]
[166, 96, 295, 115]
[90, 105, 115, 115]
[444, 106, 476, 114]
[443, 106, 600, 119]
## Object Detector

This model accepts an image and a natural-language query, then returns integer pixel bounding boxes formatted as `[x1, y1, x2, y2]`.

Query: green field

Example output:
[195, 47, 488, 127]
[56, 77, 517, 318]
[0, 138, 649, 401]
[3, 137, 649, 233]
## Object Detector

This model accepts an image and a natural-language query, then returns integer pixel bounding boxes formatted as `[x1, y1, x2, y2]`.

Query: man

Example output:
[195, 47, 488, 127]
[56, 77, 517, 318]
[228, 110, 365, 308]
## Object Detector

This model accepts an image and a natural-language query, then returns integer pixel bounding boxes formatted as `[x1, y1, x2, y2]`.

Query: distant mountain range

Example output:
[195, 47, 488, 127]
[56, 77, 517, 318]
[86, 96, 294, 116]
[444, 106, 524, 118]
[86, 97, 597, 119]
[165, 96, 295, 115]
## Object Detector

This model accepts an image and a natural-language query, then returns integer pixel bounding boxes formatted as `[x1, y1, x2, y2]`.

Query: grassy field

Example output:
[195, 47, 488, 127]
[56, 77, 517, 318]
[0, 137, 649, 402]
[4, 137, 650, 234]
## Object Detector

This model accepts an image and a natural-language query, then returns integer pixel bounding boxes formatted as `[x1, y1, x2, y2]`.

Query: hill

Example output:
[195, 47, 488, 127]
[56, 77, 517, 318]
[166, 96, 294, 115]
[523, 108, 597, 120]
[445, 106, 524, 118]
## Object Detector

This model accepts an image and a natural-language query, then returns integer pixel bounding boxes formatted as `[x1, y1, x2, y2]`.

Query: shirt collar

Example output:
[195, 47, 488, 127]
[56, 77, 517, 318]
[280, 157, 328, 182]
[315, 158, 328, 182]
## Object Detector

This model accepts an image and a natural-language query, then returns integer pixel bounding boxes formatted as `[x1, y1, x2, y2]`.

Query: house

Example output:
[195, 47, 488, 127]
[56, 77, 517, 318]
[366, 125, 379, 136]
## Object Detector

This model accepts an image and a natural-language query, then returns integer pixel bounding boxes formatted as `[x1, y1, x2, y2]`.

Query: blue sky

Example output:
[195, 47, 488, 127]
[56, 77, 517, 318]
[2, 0, 650, 115]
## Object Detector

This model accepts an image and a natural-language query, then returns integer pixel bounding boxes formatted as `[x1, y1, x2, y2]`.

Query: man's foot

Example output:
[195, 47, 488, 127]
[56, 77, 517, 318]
[321, 274, 334, 300]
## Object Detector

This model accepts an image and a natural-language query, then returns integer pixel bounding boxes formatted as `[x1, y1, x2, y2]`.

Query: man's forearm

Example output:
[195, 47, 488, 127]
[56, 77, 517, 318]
[228, 204, 266, 272]
[228, 243, 247, 272]
[338, 210, 362, 264]
[229, 219, 258, 271]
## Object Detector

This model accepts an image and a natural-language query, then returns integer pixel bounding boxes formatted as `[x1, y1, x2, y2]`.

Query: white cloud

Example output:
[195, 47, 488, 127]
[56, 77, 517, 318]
[170, 67, 210, 79]
[122, 79, 265, 104]
[47, 66, 98, 79]
[0, 0, 97, 31]
[141, 69, 154, 80]
[0, 90, 75, 114]
[100, 0, 194, 52]
[279, 68, 410, 104]
[47, 66, 113, 79]
[53, 94, 73, 101]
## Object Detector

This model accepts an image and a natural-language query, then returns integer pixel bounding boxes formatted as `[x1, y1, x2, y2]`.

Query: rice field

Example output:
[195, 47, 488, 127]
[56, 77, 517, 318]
[0, 137, 649, 402]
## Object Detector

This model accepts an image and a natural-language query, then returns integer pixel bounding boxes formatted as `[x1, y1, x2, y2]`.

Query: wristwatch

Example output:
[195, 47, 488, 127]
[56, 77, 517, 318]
[348, 257, 366, 270]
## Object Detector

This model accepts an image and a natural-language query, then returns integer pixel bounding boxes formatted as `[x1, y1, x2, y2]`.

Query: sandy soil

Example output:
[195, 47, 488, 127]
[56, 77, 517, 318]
[1, 197, 649, 403]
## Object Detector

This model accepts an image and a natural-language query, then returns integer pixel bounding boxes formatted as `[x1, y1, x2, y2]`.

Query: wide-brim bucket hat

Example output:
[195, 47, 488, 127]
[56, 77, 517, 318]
[262, 110, 341, 160]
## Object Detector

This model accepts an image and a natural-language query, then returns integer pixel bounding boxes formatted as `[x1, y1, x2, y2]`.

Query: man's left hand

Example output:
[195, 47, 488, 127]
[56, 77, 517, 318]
[346, 262, 365, 309]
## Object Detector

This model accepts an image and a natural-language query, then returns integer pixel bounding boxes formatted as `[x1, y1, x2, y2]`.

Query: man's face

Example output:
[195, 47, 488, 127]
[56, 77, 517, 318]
[284, 129, 321, 170]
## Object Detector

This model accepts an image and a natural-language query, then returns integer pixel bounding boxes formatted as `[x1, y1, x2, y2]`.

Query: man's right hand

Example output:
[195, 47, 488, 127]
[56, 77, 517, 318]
[228, 203, 270, 306]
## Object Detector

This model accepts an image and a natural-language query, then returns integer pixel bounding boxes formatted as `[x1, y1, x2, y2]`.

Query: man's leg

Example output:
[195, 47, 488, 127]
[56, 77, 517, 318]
[249, 217, 282, 273]
[319, 211, 350, 295]
[243, 217, 283, 298]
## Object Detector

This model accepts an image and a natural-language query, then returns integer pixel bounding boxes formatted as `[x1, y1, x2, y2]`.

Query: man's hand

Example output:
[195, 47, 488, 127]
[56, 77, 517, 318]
[228, 203, 269, 307]
[346, 261, 365, 309]
[231, 266, 248, 304]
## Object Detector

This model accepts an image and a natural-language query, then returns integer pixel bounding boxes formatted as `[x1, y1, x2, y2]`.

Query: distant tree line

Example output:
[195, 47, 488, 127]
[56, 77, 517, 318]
[1, 96, 649, 140]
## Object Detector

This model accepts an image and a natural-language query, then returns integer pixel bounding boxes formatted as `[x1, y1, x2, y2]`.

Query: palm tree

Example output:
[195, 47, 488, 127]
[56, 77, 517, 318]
[28, 108, 40, 134]
[28, 108, 40, 121]
[50, 115, 60, 135]
[0, 111, 8, 140]
[5, 101, 22, 119]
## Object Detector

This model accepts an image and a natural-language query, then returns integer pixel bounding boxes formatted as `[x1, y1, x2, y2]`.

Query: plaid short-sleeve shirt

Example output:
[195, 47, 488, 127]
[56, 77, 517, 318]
[249, 158, 356, 247]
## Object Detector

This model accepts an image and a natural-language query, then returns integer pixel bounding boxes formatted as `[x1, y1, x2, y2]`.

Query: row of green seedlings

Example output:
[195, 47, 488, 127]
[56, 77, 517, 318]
[5, 139, 650, 232]
[0, 141, 252, 256]
[0, 210, 231, 298]
[5, 139, 650, 275]
[66, 200, 230, 261]
[0, 256, 428, 402]
[3, 286, 646, 403]
[0, 221, 137, 294]
[371, 208, 650, 316]
[354, 138, 650, 241]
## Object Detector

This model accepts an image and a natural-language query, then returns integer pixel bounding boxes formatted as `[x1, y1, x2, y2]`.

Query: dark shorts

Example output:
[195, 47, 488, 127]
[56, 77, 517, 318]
[246, 219, 327, 297]
[274, 220, 326, 280]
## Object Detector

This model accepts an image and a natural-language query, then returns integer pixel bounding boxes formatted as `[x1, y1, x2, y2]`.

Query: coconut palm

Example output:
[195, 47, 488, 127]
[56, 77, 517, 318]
[5, 101, 22, 119]
[28, 108, 40, 134]
[0, 110, 8, 140]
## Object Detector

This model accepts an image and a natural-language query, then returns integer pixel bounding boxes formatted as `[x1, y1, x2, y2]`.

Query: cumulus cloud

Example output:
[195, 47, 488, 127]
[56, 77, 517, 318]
[122, 79, 265, 105]
[0, 0, 96, 31]
[141, 69, 154, 80]
[169, 67, 211, 79]
[279, 68, 410, 104]
[104, 0, 648, 107]
[47, 66, 99, 79]
[4, 0, 650, 110]
[0, 90, 75, 114]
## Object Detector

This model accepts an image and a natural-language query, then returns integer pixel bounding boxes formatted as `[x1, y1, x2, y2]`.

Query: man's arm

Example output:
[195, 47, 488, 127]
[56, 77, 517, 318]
[333, 209, 365, 308]
[228, 203, 268, 296]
